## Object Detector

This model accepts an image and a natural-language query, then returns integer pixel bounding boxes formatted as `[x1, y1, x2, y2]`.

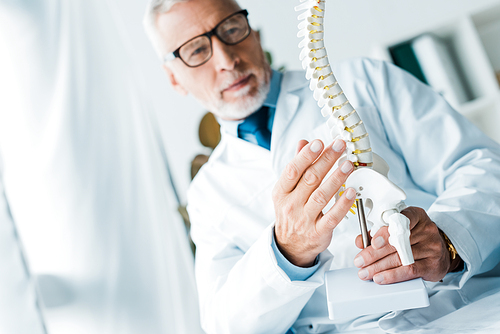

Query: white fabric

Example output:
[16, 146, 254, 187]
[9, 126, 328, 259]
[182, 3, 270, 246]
[0, 1, 202, 333]
[0, 156, 46, 334]
[188, 59, 500, 333]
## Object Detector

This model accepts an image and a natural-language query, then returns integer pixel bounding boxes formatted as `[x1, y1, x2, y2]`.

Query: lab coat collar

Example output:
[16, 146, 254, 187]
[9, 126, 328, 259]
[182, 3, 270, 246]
[219, 131, 271, 166]
[215, 71, 310, 176]
[263, 70, 282, 109]
[270, 71, 309, 176]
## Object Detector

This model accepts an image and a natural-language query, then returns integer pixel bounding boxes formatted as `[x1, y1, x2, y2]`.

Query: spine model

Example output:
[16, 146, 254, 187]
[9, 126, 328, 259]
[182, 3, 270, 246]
[295, 0, 372, 168]
[295, 0, 415, 266]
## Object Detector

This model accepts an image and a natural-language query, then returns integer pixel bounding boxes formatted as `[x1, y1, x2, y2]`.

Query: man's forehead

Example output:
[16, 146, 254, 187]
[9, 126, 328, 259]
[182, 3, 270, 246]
[157, 0, 241, 53]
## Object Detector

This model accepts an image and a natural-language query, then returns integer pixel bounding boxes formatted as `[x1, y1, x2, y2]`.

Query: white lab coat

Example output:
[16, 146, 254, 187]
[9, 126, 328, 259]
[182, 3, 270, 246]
[188, 58, 500, 334]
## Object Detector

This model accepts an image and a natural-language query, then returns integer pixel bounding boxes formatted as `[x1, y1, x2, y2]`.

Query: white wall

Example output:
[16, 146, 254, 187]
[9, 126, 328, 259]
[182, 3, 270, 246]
[243, 0, 500, 69]
[132, 0, 500, 203]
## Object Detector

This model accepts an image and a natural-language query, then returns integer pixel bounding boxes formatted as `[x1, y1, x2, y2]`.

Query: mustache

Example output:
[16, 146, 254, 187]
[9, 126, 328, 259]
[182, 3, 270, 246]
[219, 70, 252, 91]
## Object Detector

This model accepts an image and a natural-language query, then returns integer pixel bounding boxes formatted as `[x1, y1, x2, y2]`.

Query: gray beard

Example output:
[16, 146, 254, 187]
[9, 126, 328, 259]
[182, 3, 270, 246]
[202, 77, 271, 121]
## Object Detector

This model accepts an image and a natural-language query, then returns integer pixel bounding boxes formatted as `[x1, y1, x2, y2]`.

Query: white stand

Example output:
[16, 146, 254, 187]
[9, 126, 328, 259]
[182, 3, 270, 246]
[325, 268, 429, 320]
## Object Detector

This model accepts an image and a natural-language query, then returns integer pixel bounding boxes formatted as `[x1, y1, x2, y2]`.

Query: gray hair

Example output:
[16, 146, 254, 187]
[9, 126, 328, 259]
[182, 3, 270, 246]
[143, 0, 190, 59]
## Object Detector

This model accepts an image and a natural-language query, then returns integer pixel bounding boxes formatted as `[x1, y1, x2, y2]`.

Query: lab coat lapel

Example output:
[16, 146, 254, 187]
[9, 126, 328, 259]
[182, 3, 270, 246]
[271, 72, 308, 176]
[218, 134, 276, 250]
[223, 131, 271, 166]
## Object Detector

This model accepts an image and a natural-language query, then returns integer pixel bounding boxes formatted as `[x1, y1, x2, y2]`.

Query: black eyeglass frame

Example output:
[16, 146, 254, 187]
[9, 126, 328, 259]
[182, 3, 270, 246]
[163, 9, 250, 68]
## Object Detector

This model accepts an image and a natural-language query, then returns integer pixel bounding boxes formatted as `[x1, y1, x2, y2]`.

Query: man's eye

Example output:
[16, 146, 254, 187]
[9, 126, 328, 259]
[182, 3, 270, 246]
[191, 46, 208, 57]
[225, 27, 240, 36]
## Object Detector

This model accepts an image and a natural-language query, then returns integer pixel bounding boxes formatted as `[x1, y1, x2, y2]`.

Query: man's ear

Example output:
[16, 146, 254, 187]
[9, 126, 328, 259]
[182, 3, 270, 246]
[254, 29, 261, 44]
[162, 64, 188, 96]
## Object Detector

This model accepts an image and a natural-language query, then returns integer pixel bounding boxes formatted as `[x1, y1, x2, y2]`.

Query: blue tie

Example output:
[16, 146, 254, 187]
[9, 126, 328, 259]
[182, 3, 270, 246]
[237, 106, 272, 150]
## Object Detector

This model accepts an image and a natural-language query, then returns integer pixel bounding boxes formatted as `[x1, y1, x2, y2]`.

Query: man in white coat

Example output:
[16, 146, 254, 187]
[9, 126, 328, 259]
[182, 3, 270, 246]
[144, 0, 500, 333]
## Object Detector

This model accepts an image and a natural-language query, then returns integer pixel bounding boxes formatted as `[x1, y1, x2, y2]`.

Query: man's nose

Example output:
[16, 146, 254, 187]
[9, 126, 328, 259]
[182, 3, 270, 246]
[211, 37, 240, 71]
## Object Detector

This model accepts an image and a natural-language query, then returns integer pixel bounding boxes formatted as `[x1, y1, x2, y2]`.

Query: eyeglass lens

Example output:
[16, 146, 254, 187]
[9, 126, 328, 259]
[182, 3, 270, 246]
[179, 13, 249, 67]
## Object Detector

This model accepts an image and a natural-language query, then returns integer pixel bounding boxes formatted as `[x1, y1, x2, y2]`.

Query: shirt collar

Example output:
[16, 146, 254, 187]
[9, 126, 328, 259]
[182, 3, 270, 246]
[263, 70, 282, 109]
[217, 70, 282, 137]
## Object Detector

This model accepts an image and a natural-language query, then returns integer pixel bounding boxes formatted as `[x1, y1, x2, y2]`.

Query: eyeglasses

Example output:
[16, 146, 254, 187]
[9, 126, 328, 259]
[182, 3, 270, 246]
[164, 9, 250, 68]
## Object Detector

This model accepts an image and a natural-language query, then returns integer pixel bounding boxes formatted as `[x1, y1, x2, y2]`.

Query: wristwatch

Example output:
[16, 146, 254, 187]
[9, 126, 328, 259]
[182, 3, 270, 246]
[439, 229, 458, 260]
[439, 229, 464, 272]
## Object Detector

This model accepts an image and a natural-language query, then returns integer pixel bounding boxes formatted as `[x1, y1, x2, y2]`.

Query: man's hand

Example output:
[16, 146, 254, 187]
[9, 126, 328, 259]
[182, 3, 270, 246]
[272, 139, 356, 267]
[353, 206, 459, 284]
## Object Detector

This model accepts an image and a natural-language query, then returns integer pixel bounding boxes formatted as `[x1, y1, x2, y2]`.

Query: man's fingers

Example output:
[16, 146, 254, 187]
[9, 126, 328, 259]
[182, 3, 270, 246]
[355, 234, 364, 249]
[296, 140, 309, 155]
[274, 140, 324, 196]
[295, 139, 346, 194]
[354, 241, 396, 269]
[355, 232, 387, 250]
[354, 226, 394, 267]
[370, 226, 390, 249]
[357, 243, 434, 281]
[305, 159, 353, 216]
[316, 187, 356, 234]
[355, 234, 372, 249]
[401, 206, 426, 230]
[357, 251, 402, 281]
[355, 215, 425, 267]
[371, 262, 421, 285]
[353, 206, 449, 284]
